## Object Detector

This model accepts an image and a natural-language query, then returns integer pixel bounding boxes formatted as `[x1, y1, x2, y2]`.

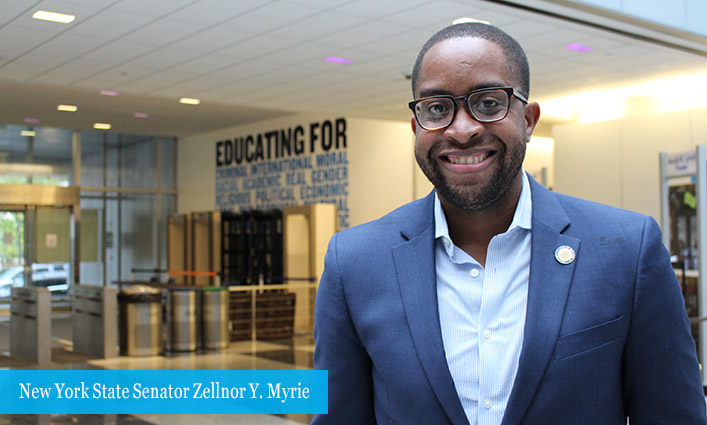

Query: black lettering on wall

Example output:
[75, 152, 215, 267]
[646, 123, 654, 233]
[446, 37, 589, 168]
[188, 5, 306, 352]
[265, 131, 277, 159]
[214, 119, 347, 167]
[225, 140, 233, 165]
[280, 128, 292, 157]
[234, 137, 244, 164]
[246, 135, 254, 162]
[336, 118, 347, 149]
[294, 125, 305, 155]
[255, 134, 265, 162]
[321, 120, 333, 151]
[216, 140, 225, 167]
[309, 122, 320, 153]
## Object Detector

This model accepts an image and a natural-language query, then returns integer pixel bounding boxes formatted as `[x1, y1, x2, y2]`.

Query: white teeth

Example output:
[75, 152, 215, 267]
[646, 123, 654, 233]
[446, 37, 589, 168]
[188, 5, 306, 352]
[449, 153, 487, 164]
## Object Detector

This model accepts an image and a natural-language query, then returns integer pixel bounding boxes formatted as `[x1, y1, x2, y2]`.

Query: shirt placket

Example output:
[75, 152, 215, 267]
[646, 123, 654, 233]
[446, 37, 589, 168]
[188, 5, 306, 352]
[477, 233, 508, 425]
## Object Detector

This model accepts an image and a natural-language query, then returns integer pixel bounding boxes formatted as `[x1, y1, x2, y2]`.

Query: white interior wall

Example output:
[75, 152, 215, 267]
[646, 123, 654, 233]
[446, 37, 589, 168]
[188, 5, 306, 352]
[345, 118, 415, 226]
[178, 133, 216, 214]
[553, 106, 707, 221]
[177, 114, 414, 228]
[524, 136, 555, 189]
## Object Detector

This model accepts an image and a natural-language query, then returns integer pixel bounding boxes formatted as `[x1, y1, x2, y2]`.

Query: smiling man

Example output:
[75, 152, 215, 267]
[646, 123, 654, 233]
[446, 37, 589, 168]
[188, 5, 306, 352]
[312, 23, 706, 425]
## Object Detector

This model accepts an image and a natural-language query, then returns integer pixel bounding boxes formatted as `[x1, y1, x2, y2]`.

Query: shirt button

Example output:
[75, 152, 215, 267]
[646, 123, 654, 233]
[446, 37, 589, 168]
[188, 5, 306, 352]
[483, 329, 491, 339]
[470, 268, 480, 278]
[484, 399, 492, 409]
[443, 237, 451, 246]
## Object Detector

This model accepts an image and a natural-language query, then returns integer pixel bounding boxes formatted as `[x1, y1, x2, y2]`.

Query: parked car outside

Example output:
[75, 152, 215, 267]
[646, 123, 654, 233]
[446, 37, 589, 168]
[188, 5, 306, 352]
[0, 263, 70, 297]
[0, 266, 24, 298]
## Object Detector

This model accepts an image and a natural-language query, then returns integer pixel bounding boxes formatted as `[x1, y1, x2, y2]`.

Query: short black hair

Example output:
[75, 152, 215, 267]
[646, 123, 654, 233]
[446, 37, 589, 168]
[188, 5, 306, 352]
[411, 22, 530, 98]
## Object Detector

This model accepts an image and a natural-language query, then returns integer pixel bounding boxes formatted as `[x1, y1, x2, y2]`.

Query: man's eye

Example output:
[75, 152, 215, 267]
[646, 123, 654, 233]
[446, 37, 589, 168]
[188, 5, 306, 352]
[426, 102, 450, 115]
[472, 95, 506, 114]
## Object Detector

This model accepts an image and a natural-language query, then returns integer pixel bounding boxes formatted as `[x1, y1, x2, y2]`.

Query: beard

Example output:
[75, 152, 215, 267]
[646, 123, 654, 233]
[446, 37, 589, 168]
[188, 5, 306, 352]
[415, 134, 526, 213]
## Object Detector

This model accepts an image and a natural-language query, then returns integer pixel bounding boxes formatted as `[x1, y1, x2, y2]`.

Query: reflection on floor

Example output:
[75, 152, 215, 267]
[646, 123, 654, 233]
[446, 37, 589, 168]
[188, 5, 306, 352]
[0, 317, 316, 425]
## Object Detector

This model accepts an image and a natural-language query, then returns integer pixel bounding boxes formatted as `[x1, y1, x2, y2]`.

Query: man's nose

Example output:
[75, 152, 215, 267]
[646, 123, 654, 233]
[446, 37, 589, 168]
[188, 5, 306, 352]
[443, 103, 485, 143]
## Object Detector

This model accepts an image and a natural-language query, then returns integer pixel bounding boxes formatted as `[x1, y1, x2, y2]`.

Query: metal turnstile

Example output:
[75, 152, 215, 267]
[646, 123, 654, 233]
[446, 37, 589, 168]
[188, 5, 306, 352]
[72, 284, 118, 358]
[10, 287, 51, 364]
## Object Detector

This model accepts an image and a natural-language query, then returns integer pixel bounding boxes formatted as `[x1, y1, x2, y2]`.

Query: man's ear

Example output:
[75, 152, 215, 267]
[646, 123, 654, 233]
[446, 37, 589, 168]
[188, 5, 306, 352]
[411, 116, 418, 136]
[524, 101, 541, 141]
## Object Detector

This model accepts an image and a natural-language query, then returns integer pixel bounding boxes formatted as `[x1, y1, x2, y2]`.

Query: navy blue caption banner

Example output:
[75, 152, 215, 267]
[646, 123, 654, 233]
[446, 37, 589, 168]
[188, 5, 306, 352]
[0, 370, 327, 414]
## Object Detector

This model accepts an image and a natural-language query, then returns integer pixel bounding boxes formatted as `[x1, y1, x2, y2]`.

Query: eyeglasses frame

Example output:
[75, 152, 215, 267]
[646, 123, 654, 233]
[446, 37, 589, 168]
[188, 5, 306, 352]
[408, 86, 529, 131]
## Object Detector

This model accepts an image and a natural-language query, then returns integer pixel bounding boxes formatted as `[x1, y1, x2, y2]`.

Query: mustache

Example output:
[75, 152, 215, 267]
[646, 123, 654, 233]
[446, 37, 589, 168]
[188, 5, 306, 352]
[427, 134, 506, 159]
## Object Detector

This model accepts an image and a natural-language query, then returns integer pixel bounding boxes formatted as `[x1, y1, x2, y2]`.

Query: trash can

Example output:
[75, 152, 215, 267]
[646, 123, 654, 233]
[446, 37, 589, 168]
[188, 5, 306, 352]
[166, 287, 198, 352]
[201, 286, 230, 350]
[118, 285, 163, 356]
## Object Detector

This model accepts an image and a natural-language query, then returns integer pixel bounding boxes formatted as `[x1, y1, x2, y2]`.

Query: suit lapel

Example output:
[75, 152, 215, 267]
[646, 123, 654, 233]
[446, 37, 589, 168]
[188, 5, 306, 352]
[501, 178, 580, 425]
[392, 192, 470, 425]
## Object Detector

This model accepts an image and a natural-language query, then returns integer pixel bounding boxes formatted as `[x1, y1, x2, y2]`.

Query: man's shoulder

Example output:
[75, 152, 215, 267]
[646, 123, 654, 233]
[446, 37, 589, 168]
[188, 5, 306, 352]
[552, 190, 646, 220]
[547, 189, 653, 235]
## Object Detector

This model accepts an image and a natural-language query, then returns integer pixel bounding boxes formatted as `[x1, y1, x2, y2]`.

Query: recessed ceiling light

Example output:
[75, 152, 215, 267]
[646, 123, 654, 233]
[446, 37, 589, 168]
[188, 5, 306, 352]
[453, 17, 491, 25]
[565, 43, 593, 52]
[133, 112, 150, 118]
[93, 123, 111, 130]
[21, 130, 36, 137]
[324, 56, 353, 64]
[32, 10, 75, 24]
[100, 90, 119, 96]
[24, 117, 40, 124]
[179, 97, 200, 105]
[57, 104, 78, 112]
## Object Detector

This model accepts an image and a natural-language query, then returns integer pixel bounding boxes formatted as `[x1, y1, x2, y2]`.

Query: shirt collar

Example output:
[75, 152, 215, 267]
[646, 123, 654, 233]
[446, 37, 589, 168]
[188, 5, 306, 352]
[434, 171, 533, 244]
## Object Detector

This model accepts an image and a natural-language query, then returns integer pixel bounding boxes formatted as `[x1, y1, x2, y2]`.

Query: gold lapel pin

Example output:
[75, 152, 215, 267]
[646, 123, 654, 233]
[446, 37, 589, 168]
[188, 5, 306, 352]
[555, 245, 576, 265]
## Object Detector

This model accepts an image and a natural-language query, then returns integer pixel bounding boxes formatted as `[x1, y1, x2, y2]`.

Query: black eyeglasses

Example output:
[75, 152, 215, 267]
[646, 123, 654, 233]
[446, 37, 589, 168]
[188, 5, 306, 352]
[408, 87, 528, 131]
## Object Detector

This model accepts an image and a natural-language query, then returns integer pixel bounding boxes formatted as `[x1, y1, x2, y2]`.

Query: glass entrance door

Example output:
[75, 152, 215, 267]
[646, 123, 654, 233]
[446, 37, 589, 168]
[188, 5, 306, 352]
[0, 204, 74, 301]
[33, 206, 71, 297]
[0, 210, 25, 299]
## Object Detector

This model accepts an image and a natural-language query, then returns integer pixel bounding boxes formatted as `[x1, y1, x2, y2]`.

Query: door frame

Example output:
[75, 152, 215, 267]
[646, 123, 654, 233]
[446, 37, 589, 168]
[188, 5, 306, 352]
[0, 185, 80, 286]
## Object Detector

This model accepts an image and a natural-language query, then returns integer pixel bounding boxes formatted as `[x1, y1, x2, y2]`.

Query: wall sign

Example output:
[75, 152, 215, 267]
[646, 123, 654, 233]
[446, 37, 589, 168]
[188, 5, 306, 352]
[215, 118, 350, 227]
[665, 151, 696, 177]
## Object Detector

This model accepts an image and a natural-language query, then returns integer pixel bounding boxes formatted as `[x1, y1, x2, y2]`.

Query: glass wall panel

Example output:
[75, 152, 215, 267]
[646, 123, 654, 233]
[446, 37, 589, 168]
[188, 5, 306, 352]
[571, 0, 707, 36]
[32, 127, 72, 186]
[81, 132, 167, 190]
[161, 137, 176, 190]
[121, 135, 157, 189]
[0, 124, 71, 185]
[161, 194, 177, 272]
[0, 125, 31, 184]
[81, 132, 105, 187]
[3, 124, 178, 290]
[105, 134, 120, 188]
[120, 193, 157, 281]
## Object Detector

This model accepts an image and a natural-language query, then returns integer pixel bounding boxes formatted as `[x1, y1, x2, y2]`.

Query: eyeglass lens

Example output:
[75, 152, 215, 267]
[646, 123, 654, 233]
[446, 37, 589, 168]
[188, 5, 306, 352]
[414, 89, 510, 129]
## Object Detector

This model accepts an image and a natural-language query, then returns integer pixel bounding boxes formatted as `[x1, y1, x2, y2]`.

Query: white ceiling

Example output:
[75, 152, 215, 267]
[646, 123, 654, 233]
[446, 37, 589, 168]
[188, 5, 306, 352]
[0, 0, 705, 137]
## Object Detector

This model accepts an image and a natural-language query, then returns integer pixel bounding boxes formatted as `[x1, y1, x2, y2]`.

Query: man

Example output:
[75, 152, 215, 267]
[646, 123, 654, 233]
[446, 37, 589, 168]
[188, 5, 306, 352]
[312, 22, 707, 425]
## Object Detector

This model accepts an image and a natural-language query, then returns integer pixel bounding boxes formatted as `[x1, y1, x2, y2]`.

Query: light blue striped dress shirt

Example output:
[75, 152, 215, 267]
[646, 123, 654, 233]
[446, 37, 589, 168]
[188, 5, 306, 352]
[434, 171, 532, 425]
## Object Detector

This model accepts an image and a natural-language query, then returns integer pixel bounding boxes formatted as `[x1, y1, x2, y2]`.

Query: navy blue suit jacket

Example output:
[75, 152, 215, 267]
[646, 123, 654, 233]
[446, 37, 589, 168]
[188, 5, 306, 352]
[313, 176, 706, 424]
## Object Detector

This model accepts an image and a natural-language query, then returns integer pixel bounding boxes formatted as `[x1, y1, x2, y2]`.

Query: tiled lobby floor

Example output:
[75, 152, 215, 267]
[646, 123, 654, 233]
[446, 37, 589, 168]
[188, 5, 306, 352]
[0, 317, 315, 425]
